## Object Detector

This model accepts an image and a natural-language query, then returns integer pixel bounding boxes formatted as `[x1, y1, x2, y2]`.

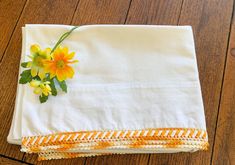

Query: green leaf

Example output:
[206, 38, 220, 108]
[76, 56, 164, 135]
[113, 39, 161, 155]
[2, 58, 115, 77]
[19, 69, 32, 84]
[56, 78, 67, 93]
[34, 75, 41, 81]
[50, 78, 57, 96]
[21, 62, 28, 68]
[39, 94, 48, 103]
[45, 74, 50, 81]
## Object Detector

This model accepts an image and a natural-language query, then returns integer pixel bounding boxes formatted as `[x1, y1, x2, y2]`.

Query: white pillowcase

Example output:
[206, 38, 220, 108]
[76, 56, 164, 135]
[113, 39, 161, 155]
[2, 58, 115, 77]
[8, 24, 208, 160]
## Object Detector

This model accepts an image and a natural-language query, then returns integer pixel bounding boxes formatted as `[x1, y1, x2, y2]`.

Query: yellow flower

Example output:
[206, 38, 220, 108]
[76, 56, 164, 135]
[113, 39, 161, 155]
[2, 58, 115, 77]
[44, 46, 78, 81]
[27, 44, 51, 79]
[30, 80, 52, 96]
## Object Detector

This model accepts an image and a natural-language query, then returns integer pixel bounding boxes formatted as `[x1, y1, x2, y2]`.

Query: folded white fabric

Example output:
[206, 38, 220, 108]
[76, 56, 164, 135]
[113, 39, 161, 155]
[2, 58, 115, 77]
[8, 24, 208, 160]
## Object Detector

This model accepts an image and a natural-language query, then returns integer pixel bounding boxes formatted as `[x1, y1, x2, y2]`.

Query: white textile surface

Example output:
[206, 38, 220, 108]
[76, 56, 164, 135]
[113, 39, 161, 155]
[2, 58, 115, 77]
[8, 24, 206, 147]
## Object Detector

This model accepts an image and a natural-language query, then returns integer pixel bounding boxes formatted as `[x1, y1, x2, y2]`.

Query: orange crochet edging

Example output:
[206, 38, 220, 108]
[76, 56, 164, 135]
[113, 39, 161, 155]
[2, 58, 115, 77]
[21, 128, 209, 160]
[38, 152, 110, 161]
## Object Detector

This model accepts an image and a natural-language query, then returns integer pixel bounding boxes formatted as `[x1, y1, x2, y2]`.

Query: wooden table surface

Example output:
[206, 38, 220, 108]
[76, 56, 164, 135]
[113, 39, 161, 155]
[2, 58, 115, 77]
[0, 0, 235, 164]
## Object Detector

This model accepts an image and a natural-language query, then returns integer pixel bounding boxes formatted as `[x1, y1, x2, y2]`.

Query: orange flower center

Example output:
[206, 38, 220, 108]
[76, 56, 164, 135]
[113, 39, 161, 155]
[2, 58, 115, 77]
[56, 60, 65, 69]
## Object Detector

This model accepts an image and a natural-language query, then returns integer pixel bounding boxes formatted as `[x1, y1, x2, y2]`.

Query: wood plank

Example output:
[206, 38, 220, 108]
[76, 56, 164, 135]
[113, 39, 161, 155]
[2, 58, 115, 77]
[126, 0, 183, 24]
[85, 0, 182, 164]
[24, 154, 85, 165]
[149, 0, 234, 164]
[0, 0, 26, 61]
[72, 0, 131, 25]
[212, 3, 235, 165]
[1, 0, 232, 164]
[0, 156, 28, 165]
[85, 154, 149, 165]
[0, 0, 80, 162]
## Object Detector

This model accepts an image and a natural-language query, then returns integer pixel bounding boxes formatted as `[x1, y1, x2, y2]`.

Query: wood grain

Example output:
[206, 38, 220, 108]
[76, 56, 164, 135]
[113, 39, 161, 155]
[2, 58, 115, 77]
[0, 0, 234, 164]
[0, 0, 26, 61]
[178, 0, 233, 164]
[72, 0, 131, 25]
[0, 156, 28, 165]
[126, 0, 183, 25]
[149, 0, 234, 164]
[212, 3, 235, 165]
[24, 153, 85, 165]
[0, 0, 79, 161]
[85, 154, 149, 165]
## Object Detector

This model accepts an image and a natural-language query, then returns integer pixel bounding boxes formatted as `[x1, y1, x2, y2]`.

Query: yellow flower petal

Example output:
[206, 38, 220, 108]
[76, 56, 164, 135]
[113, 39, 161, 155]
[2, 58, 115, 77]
[54, 46, 62, 55]
[40, 48, 51, 58]
[52, 51, 61, 61]
[30, 44, 40, 54]
[30, 80, 41, 87]
[65, 66, 74, 78]
[26, 62, 32, 68]
[56, 70, 66, 82]
[34, 87, 42, 95]
[56, 75, 63, 82]
[50, 73, 56, 79]
[39, 83, 45, 88]
[38, 68, 46, 80]
[45, 84, 51, 91]
[31, 67, 38, 77]
[69, 59, 79, 64]
[38, 50, 46, 57]
[62, 47, 69, 54]
[44, 81, 50, 85]
[42, 90, 48, 96]
[65, 52, 75, 60]
[45, 48, 51, 56]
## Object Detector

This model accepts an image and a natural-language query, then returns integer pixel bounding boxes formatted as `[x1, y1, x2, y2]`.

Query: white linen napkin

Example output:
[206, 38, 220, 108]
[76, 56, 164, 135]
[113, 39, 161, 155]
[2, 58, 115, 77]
[8, 24, 208, 160]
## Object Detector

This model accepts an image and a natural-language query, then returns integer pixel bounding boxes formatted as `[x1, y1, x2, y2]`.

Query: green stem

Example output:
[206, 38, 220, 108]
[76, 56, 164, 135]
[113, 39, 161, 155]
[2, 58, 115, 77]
[51, 26, 79, 53]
